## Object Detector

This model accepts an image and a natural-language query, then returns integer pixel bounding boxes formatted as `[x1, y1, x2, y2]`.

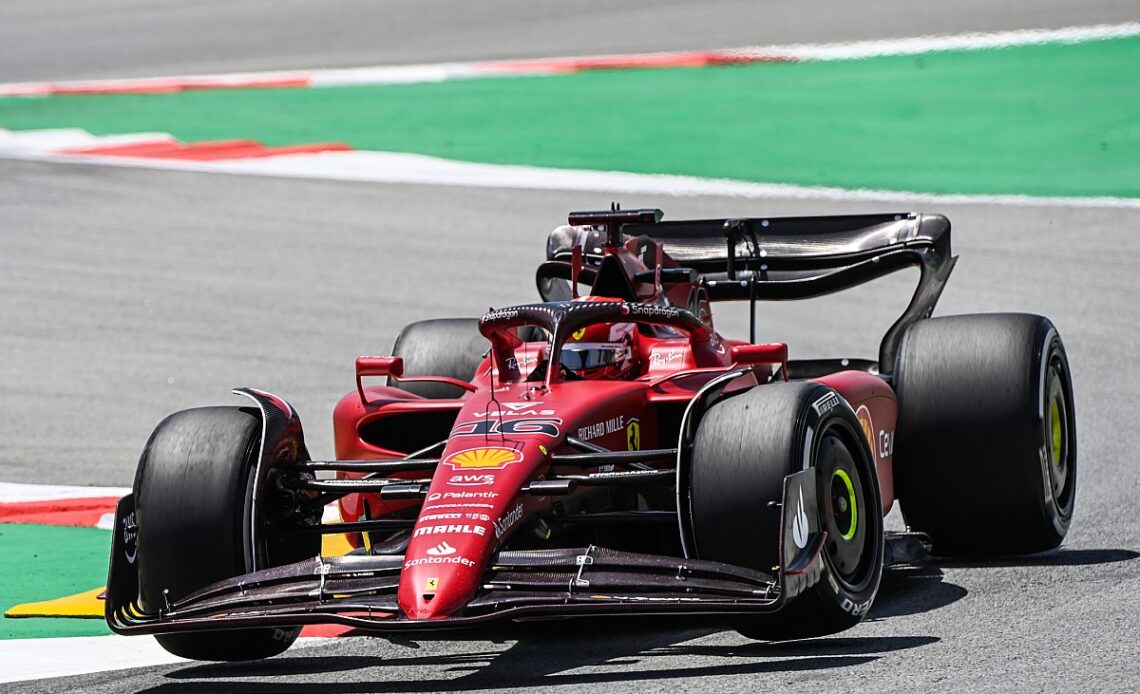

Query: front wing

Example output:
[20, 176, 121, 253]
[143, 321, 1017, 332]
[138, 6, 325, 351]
[105, 471, 825, 634]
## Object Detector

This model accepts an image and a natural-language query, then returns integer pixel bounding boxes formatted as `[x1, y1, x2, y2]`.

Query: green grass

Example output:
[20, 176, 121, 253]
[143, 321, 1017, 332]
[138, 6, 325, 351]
[2, 36, 1138, 197]
[0, 524, 111, 639]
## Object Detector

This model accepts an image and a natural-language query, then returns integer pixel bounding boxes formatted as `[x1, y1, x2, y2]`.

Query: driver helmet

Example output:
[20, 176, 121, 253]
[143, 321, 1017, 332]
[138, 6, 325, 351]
[561, 322, 639, 380]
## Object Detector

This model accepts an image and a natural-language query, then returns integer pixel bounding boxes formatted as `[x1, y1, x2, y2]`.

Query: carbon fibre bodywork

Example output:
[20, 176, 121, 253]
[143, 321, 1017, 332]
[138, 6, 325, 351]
[106, 469, 826, 633]
[106, 209, 942, 640]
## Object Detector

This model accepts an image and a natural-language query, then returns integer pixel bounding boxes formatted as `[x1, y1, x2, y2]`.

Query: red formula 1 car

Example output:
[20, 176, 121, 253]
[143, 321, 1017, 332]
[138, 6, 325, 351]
[106, 209, 1077, 661]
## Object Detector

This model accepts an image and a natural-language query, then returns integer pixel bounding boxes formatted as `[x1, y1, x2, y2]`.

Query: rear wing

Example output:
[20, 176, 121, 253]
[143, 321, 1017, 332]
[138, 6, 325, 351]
[542, 210, 956, 377]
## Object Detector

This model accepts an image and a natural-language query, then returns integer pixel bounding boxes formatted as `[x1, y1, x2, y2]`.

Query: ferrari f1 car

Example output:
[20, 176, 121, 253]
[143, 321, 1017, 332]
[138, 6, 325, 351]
[105, 209, 1077, 661]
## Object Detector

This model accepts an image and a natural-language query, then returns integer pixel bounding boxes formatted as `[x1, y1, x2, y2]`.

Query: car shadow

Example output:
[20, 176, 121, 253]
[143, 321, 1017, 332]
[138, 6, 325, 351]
[156, 614, 938, 693]
[153, 548, 1077, 693]
[869, 563, 968, 620]
[930, 547, 1138, 569]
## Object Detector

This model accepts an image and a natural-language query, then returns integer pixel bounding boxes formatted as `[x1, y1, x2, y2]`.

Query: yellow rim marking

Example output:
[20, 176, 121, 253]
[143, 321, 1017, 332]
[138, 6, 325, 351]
[1050, 399, 1063, 466]
[834, 469, 858, 541]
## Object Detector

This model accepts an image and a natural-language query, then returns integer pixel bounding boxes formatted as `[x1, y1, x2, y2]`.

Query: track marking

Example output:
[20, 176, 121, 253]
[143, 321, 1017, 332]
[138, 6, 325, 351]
[0, 497, 121, 527]
[4, 588, 105, 619]
[0, 632, 346, 683]
[3, 140, 1136, 209]
[0, 482, 352, 623]
[0, 482, 129, 504]
[0, 22, 1136, 96]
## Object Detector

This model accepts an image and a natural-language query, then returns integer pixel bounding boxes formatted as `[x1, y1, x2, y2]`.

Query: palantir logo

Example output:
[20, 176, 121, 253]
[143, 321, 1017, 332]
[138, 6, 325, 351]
[426, 541, 456, 556]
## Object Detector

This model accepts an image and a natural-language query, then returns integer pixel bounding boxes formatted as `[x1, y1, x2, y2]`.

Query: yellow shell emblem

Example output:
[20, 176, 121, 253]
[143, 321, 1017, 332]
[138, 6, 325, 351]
[446, 447, 522, 470]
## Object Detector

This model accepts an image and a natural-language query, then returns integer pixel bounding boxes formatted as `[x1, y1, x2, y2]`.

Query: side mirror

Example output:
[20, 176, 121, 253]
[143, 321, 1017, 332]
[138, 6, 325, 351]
[356, 356, 404, 403]
[730, 343, 788, 380]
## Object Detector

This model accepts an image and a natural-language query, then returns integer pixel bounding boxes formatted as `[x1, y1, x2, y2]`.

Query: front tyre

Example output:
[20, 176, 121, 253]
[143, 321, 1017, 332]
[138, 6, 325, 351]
[688, 382, 884, 640]
[134, 406, 317, 660]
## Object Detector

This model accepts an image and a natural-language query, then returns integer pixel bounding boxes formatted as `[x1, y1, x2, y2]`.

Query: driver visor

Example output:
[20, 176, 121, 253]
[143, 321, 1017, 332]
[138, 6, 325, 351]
[561, 342, 629, 371]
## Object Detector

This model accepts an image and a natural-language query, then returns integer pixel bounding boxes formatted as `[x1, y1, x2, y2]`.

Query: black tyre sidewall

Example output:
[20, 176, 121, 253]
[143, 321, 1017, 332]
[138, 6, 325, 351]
[689, 383, 883, 639]
[894, 314, 1076, 556]
[134, 406, 305, 660]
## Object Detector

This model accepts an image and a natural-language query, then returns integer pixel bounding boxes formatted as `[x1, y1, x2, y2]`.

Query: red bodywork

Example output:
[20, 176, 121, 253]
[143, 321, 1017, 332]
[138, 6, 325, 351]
[332, 240, 898, 622]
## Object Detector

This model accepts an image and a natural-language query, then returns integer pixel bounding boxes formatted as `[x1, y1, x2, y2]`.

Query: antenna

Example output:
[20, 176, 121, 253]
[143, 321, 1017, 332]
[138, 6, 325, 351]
[484, 308, 506, 443]
[571, 246, 583, 299]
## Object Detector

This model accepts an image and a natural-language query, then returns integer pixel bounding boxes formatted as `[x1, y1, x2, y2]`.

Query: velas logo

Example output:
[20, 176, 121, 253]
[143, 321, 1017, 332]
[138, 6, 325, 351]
[445, 447, 523, 470]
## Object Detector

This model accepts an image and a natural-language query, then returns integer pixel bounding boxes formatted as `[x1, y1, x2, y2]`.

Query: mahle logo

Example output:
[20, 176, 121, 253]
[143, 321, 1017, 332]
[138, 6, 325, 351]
[445, 447, 523, 470]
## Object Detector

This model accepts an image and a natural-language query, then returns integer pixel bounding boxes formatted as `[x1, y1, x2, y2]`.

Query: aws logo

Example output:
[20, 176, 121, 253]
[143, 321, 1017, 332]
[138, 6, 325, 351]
[444, 447, 523, 470]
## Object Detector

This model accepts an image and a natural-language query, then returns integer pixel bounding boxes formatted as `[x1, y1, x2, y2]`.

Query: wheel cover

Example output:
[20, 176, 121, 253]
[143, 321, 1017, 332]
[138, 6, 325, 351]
[832, 468, 859, 541]
[1044, 356, 1073, 507]
[817, 433, 870, 587]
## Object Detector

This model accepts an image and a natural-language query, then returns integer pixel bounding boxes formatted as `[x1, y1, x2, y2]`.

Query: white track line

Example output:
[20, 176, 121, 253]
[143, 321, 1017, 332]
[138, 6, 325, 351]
[0, 482, 129, 504]
[0, 635, 187, 683]
[747, 21, 1140, 62]
[3, 145, 1138, 209]
[0, 22, 1136, 95]
[0, 634, 339, 684]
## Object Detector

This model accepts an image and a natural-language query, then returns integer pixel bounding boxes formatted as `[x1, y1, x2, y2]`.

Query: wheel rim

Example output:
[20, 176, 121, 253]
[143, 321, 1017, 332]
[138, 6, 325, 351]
[817, 432, 870, 588]
[1044, 356, 1073, 507]
[832, 468, 859, 541]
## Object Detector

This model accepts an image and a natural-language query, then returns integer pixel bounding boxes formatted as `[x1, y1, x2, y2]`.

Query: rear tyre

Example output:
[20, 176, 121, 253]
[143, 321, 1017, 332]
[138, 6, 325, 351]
[389, 318, 488, 399]
[893, 313, 1076, 556]
[688, 382, 884, 640]
[134, 407, 318, 661]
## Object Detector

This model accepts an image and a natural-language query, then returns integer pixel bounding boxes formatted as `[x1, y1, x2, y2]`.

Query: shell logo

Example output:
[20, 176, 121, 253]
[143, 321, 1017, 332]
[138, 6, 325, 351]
[445, 446, 523, 470]
[855, 405, 876, 458]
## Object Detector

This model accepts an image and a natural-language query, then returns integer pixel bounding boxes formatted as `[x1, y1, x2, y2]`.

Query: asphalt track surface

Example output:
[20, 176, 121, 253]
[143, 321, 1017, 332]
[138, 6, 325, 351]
[4, 158, 1140, 693]
[2, 0, 1140, 82]
[3, 1, 1140, 692]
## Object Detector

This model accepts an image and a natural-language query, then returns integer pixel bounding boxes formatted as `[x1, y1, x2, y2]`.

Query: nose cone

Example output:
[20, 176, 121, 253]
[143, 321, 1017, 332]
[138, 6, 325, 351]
[397, 442, 540, 620]
[399, 526, 486, 620]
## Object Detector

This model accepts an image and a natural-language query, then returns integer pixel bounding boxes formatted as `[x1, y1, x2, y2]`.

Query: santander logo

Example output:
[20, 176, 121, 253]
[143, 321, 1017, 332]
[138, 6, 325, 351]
[426, 541, 456, 556]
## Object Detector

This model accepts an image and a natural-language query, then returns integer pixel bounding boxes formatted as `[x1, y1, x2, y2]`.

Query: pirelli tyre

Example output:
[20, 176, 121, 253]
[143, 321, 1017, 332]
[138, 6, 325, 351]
[893, 313, 1076, 556]
[389, 318, 488, 399]
[688, 382, 884, 640]
[133, 406, 319, 661]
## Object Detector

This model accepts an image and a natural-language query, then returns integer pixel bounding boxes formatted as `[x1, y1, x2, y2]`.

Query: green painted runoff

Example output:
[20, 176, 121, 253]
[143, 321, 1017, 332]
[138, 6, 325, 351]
[1, 37, 1138, 197]
[0, 524, 111, 639]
